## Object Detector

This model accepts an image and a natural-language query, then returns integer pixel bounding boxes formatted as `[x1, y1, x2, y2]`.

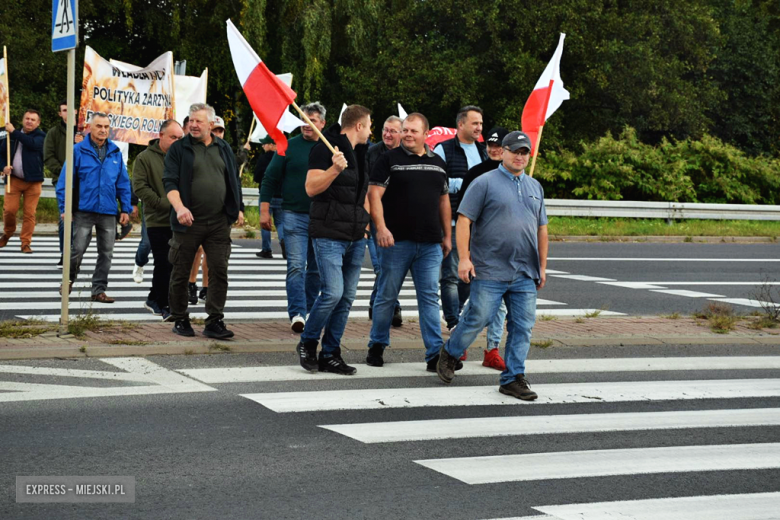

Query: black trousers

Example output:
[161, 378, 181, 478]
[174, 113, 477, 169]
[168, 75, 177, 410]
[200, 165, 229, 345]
[146, 226, 173, 308]
[168, 219, 232, 324]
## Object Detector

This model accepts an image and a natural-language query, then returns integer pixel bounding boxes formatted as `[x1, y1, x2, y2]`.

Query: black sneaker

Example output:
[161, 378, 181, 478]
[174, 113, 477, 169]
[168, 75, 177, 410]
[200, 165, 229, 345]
[199, 287, 208, 302]
[319, 351, 357, 376]
[161, 308, 174, 322]
[366, 344, 385, 367]
[144, 299, 162, 316]
[188, 283, 198, 305]
[203, 320, 234, 340]
[255, 250, 273, 259]
[435, 347, 460, 384]
[426, 354, 463, 373]
[392, 306, 403, 327]
[499, 375, 538, 401]
[296, 339, 318, 372]
[172, 318, 195, 337]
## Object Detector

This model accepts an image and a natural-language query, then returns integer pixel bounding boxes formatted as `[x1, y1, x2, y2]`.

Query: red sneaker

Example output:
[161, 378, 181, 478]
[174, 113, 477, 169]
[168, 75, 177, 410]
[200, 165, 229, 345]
[482, 348, 506, 371]
[459, 350, 468, 361]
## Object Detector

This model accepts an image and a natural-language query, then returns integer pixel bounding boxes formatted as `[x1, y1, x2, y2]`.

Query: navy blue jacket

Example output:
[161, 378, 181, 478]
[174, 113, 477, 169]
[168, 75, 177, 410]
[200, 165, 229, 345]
[0, 128, 46, 183]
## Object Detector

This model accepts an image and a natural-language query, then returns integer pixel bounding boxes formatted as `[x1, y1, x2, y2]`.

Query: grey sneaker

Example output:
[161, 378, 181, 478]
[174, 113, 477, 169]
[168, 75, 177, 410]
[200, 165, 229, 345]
[499, 375, 538, 401]
[436, 346, 460, 384]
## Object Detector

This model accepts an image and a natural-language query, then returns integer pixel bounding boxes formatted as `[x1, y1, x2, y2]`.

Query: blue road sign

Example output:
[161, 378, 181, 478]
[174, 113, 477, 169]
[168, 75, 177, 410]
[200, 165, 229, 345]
[52, 0, 77, 52]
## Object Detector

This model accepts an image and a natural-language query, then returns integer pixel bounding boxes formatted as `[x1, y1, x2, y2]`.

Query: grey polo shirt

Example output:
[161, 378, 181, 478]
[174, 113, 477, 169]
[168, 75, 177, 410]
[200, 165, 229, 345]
[457, 164, 548, 283]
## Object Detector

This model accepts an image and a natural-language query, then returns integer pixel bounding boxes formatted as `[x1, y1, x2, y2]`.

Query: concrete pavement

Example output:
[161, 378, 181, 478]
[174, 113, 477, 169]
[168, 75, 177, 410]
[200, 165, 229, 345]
[1, 316, 778, 360]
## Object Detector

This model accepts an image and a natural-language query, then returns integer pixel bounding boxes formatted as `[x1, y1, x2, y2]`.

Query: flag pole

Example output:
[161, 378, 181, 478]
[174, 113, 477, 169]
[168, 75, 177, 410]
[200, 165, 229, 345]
[238, 116, 256, 176]
[527, 79, 555, 178]
[291, 101, 336, 154]
[528, 125, 544, 178]
[3, 46, 10, 195]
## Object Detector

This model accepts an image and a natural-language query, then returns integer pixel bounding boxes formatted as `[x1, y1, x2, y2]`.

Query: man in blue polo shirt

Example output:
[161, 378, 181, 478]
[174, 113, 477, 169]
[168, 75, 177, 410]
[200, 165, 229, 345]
[436, 131, 548, 401]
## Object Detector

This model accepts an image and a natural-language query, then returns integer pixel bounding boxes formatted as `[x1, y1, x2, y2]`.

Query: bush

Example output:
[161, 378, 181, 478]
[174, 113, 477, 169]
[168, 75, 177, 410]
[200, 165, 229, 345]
[537, 127, 780, 204]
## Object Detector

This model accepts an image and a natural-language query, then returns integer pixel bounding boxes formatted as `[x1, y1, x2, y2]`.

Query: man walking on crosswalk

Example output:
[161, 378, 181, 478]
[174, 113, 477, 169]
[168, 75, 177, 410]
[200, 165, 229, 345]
[437, 131, 548, 400]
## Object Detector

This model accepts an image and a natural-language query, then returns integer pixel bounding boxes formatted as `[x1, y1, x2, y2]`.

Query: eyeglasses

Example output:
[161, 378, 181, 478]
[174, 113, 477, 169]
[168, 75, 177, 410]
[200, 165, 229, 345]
[382, 128, 400, 135]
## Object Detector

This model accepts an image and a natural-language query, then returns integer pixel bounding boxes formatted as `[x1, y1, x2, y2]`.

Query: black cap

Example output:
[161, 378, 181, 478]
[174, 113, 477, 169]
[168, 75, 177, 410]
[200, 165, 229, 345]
[502, 131, 532, 152]
[485, 127, 509, 145]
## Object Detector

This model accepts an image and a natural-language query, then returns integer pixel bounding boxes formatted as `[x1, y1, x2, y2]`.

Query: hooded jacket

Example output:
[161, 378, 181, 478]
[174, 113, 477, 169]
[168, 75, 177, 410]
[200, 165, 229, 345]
[133, 139, 172, 228]
[56, 137, 132, 216]
[308, 124, 370, 241]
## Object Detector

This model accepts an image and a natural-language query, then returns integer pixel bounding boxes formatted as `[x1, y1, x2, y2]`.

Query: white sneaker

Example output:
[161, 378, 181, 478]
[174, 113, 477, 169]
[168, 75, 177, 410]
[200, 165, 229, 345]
[290, 315, 305, 333]
[132, 264, 144, 284]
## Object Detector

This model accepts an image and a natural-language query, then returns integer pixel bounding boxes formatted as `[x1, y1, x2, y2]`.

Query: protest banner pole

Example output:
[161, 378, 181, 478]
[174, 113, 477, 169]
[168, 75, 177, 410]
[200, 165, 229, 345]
[528, 125, 544, 178]
[291, 101, 336, 154]
[59, 46, 76, 334]
[238, 116, 256, 177]
[4, 46, 10, 194]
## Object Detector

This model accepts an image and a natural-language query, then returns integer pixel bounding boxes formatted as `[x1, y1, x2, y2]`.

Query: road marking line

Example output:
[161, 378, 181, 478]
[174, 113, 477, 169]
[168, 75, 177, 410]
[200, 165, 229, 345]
[415, 443, 780, 484]
[550, 275, 617, 282]
[2, 280, 411, 289]
[0, 364, 150, 382]
[710, 298, 780, 309]
[241, 378, 780, 412]
[0, 289, 422, 299]
[598, 282, 667, 289]
[320, 407, 780, 443]
[650, 289, 726, 298]
[183, 357, 780, 384]
[549, 258, 780, 262]
[533, 492, 780, 520]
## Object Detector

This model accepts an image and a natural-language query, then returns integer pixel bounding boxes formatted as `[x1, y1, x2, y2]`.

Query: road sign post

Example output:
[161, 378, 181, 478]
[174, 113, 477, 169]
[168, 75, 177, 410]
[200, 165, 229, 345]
[53, 0, 78, 335]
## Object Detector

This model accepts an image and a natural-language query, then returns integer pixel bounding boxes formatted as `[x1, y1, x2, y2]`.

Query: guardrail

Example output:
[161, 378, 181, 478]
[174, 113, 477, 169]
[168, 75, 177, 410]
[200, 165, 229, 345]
[32, 179, 780, 221]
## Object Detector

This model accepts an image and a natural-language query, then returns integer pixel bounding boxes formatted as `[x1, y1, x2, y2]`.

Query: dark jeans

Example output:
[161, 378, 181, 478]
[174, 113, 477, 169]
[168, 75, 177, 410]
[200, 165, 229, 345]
[69, 211, 116, 296]
[136, 218, 151, 266]
[146, 226, 173, 308]
[168, 219, 232, 325]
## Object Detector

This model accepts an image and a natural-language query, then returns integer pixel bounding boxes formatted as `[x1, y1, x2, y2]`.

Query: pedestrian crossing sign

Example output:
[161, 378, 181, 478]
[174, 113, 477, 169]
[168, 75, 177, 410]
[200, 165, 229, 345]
[52, 0, 77, 52]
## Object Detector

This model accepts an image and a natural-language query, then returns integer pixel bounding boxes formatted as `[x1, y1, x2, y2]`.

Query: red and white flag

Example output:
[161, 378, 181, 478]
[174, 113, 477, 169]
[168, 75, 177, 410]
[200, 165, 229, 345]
[521, 33, 570, 152]
[227, 20, 297, 155]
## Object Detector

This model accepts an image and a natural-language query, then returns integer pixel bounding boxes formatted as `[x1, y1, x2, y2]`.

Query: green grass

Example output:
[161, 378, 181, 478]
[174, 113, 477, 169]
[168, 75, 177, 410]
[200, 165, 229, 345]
[547, 217, 780, 238]
[0, 319, 57, 338]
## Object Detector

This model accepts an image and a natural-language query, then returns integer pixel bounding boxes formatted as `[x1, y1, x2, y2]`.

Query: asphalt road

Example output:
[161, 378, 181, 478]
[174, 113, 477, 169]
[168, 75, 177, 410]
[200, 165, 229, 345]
[0, 236, 779, 322]
[2, 345, 780, 519]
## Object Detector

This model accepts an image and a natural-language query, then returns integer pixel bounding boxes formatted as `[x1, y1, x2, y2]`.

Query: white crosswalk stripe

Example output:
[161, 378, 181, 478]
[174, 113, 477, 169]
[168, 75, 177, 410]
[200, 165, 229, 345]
[0, 236, 616, 321]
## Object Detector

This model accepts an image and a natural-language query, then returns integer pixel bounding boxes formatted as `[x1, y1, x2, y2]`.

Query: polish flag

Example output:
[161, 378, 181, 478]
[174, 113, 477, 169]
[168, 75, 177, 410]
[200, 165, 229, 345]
[521, 33, 570, 153]
[227, 20, 297, 155]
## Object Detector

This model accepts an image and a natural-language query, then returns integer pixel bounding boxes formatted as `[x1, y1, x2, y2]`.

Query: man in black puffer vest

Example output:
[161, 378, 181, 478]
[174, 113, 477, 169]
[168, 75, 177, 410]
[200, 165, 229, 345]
[296, 105, 373, 376]
[433, 105, 488, 331]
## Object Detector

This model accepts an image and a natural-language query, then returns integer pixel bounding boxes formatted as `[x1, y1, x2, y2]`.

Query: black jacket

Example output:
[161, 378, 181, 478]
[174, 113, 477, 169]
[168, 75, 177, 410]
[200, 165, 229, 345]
[163, 133, 244, 233]
[0, 128, 46, 183]
[308, 124, 370, 241]
[437, 137, 488, 218]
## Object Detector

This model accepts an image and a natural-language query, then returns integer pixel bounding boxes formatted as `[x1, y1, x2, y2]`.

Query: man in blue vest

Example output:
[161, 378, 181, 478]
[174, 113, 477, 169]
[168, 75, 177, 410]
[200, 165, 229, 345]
[56, 112, 132, 302]
[434, 106, 488, 332]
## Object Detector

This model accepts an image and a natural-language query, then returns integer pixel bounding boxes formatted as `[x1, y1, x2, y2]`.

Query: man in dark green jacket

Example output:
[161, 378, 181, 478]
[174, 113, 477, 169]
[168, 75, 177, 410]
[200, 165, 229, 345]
[43, 100, 83, 264]
[133, 119, 183, 321]
[163, 103, 243, 340]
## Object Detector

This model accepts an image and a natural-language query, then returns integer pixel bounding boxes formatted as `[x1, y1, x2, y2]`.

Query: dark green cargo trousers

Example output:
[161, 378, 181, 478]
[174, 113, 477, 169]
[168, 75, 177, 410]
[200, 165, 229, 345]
[168, 219, 232, 325]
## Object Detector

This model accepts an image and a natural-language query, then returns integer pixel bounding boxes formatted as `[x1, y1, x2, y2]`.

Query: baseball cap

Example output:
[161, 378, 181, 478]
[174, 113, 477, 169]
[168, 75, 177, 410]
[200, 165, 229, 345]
[485, 127, 509, 146]
[212, 116, 225, 130]
[502, 131, 532, 152]
[259, 135, 274, 145]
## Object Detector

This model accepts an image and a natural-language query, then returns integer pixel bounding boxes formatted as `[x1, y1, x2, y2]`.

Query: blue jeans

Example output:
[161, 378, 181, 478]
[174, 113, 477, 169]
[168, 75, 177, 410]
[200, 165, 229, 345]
[261, 197, 285, 252]
[445, 277, 537, 385]
[440, 225, 470, 328]
[283, 210, 320, 319]
[135, 217, 151, 266]
[369, 241, 443, 361]
[368, 222, 400, 311]
[302, 237, 366, 355]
